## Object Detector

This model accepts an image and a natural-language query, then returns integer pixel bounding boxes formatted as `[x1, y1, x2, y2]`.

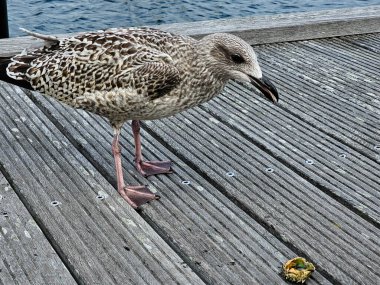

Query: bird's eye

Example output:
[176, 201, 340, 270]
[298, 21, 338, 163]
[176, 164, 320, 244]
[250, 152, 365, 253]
[230, 54, 245, 64]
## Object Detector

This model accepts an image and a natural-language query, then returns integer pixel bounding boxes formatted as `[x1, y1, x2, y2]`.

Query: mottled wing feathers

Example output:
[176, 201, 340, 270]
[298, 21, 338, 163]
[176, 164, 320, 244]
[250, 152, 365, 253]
[128, 62, 180, 99]
[6, 28, 183, 105]
[0, 57, 33, 90]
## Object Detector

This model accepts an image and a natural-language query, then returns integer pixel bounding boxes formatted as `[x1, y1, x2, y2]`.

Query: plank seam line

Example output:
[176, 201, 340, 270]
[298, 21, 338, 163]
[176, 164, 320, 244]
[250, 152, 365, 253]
[4, 79, 373, 285]
[21, 89, 212, 285]
[175, 104, 380, 221]
[26, 84, 368, 283]
[320, 34, 380, 57]
[297, 41, 380, 76]
[24, 95, 207, 284]
[259, 50, 380, 112]
[62, 104, 295, 283]
[221, 85, 380, 187]
[1, 96, 168, 284]
[339, 35, 380, 53]
[34, 98, 219, 284]
[198, 102, 380, 230]
[18, 78, 364, 284]
[0, 177, 49, 284]
[0, 163, 81, 285]
[140, 120, 342, 285]
[0, 85, 87, 284]
[154, 110, 380, 260]
[1, 256, 18, 283]
[236, 76, 380, 163]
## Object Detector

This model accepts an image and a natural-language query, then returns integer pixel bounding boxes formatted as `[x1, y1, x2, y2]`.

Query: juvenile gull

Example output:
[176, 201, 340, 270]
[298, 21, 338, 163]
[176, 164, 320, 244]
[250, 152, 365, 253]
[0, 27, 278, 209]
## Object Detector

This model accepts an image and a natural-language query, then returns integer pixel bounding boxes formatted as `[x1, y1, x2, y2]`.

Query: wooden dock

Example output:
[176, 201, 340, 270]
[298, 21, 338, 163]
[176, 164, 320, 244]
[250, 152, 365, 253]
[0, 6, 379, 285]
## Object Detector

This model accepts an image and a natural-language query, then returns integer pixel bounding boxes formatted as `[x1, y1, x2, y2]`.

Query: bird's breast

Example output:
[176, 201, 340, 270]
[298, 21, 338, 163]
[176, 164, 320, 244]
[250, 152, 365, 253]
[135, 77, 226, 120]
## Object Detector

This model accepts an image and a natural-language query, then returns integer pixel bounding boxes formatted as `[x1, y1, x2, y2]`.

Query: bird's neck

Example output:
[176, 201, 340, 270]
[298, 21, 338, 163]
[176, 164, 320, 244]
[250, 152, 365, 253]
[190, 47, 229, 100]
[180, 60, 227, 105]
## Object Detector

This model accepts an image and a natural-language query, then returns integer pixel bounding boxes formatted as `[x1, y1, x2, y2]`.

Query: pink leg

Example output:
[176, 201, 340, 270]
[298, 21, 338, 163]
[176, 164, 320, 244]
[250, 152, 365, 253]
[132, 120, 172, 177]
[112, 129, 160, 209]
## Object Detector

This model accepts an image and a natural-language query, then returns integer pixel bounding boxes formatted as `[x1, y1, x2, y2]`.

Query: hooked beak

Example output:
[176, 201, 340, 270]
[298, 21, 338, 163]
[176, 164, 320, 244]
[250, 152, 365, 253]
[249, 75, 279, 104]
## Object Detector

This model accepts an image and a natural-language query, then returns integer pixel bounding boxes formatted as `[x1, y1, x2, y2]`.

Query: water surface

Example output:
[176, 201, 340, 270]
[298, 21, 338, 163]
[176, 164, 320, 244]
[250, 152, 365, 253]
[7, 0, 379, 37]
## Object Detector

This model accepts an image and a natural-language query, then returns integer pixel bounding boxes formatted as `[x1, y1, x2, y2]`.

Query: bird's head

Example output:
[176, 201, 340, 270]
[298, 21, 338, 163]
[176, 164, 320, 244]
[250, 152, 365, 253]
[199, 33, 279, 103]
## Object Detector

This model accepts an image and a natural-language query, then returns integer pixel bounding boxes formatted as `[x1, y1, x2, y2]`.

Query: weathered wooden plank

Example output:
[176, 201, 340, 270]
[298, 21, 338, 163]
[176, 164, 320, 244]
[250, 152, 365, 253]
[143, 106, 380, 284]
[158, 5, 380, 44]
[205, 82, 380, 225]
[0, 173, 77, 285]
[300, 38, 379, 83]
[0, 6, 379, 56]
[259, 38, 379, 105]
[253, 35, 380, 162]
[0, 82, 204, 285]
[24, 88, 332, 284]
[341, 33, 380, 53]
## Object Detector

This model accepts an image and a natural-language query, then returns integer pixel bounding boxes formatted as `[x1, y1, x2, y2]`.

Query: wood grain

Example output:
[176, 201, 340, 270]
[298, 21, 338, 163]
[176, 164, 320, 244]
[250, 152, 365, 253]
[0, 173, 76, 285]
[0, 82, 204, 285]
[24, 89, 331, 284]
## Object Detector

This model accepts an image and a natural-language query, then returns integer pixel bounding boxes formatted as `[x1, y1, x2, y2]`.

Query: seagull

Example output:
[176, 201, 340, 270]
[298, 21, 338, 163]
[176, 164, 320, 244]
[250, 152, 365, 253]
[0, 27, 278, 209]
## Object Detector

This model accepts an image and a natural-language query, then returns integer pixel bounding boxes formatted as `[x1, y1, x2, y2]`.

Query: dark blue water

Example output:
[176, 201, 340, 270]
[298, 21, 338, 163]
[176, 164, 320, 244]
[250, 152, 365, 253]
[7, 0, 379, 37]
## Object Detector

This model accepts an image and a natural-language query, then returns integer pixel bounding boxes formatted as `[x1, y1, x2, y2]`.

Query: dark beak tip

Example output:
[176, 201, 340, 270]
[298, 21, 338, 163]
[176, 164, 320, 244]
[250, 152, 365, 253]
[270, 95, 279, 105]
[272, 89, 279, 104]
[262, 76, 279, 104]
[249, 74, 279, 104]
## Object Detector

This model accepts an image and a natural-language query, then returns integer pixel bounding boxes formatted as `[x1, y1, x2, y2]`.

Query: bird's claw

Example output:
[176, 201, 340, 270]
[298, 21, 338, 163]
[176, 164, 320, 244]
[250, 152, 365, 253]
[119, 185, 160, 209]
[135, 160, 172, 177]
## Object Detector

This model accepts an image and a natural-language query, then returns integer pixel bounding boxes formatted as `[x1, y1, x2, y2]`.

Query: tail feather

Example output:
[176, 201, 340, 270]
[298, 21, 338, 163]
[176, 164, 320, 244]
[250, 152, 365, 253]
[20, 28, 59, 43]
[0, 57, 33, 90]
[0, 27, 58, 91]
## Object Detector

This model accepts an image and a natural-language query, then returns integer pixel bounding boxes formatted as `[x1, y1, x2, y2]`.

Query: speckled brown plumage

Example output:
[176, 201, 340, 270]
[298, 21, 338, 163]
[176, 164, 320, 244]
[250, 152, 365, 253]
[7, 27, 231, 127]
[4, 27, 278, 209]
